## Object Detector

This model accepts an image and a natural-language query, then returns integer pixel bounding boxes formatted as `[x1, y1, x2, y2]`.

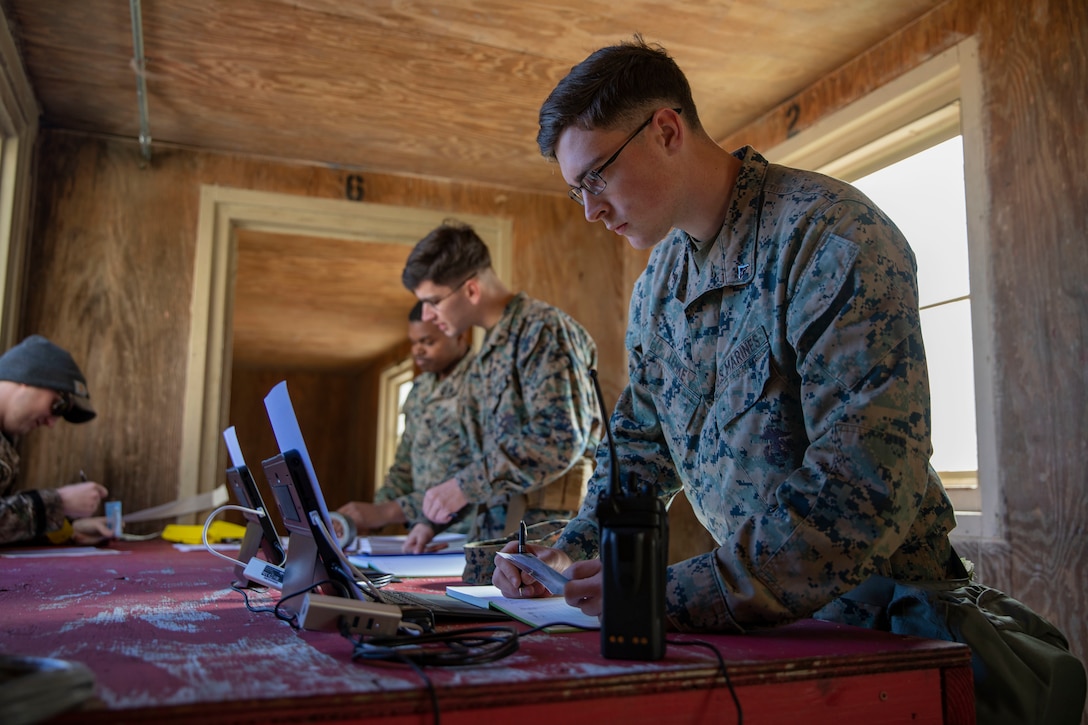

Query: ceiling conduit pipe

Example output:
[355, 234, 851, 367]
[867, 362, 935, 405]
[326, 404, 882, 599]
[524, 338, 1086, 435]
[129, 0, 152, 165]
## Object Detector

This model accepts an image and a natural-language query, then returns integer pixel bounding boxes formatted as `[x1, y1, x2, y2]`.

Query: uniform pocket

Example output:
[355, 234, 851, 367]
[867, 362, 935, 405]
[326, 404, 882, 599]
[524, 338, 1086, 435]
[634, 334, 703, 455]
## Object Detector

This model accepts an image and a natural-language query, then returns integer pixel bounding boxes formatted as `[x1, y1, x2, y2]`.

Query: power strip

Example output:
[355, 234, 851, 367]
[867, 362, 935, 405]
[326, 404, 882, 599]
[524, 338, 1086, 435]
[242, 558, 286, 590]
[298, 593, 402, 635]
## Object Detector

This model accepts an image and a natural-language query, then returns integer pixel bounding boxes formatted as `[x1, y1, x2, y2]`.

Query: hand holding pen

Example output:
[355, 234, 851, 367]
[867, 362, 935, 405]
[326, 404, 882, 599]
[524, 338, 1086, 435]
[57, 470, 108, 519]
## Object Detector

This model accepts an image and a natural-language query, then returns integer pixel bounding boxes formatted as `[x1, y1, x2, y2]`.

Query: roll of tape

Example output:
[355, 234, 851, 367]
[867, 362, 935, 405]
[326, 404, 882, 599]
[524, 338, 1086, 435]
[328, 511, 357, 549]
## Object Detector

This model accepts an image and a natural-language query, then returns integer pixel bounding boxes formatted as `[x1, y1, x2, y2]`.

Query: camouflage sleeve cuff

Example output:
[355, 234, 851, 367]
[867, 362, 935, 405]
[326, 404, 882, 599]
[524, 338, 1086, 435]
[664, 551, 744, 633]
[555, 516, 601, 561]
[37, 488, 69, 532]
[395, 492, 423, 523]
[452, 464, 491, 505]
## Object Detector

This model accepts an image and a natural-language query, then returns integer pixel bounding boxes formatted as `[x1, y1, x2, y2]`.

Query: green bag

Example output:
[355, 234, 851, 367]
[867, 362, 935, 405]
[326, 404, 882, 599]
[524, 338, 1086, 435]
[881, 555, 1086, 724]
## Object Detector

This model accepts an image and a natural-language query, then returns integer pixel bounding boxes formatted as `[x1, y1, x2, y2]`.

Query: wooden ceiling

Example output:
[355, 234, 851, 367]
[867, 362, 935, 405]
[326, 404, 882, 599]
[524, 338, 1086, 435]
[4, 0, 946, 368]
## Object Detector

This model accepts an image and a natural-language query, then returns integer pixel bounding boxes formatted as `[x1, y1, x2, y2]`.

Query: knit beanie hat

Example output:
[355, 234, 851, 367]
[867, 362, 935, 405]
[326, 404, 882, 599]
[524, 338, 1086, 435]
[0, 335, 96, 423]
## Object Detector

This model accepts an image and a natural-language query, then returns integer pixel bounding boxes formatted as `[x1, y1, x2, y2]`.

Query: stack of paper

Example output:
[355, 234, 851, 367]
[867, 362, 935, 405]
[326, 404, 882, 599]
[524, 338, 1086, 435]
[445, 584, 599, 632]
[348, 552, 467, 578]
[354, 532, 466, 555]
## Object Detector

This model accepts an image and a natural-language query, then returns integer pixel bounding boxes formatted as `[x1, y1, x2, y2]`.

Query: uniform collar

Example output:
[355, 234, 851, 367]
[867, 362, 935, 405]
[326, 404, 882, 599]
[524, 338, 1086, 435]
[671, 146, 767, 306]
[478, 291, 527, 357]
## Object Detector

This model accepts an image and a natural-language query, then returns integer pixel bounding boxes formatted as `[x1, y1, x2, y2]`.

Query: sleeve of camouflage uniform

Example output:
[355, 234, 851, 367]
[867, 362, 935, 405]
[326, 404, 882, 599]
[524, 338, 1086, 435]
[373, 381, 424, 522]
[559, 191, 949, 634]
[0, 488, 67, 544]
[455, 311, 599, 505]
[664, 200, 945, 633]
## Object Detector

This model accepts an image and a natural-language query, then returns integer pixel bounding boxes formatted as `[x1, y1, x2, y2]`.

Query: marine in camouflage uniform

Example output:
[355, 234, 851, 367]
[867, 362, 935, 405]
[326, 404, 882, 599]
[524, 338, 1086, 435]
[374, 350, 474, 535]
[456, 291, 601, 542]
[556, 145, 957, 632]
[0, 334, 102, 545]
[0, 435, 69, 541]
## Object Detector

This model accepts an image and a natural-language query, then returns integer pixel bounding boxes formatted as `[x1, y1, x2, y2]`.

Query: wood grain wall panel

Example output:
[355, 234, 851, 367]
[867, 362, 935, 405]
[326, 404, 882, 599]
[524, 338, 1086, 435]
[719, 0, 975, 153]
[720, 0, 1088, 700]
[17, 130, 625, 533]
[227, 367, 364, 535]
[977, 0, 1088, 671]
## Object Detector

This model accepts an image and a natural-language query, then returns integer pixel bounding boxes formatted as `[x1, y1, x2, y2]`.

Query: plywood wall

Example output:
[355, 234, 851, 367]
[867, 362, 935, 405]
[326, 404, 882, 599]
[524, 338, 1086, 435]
[17, 131, 627, 525]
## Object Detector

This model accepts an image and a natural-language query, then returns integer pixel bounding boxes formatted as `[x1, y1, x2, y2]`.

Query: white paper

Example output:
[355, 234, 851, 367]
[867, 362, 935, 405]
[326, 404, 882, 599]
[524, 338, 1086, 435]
[354, 532, 467, 555]
[497, 551, 570, 595]
[263, 381, 335, 531]
[0, 547, 128, 558]
[348, 553, 467, 578]
[445, 584, 598, 632]
[223, 426, 245, 469]
[122, 484, 229, 523]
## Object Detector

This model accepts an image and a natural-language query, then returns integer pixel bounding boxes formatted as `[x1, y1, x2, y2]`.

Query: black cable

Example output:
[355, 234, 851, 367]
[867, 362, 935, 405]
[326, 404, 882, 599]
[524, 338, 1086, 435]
[667, 638, 743, 724]
[349, 625, 521, 667]
[514, 622, 598, 636]
[230, 582, 277, 615]
[272, 578, 351, 630]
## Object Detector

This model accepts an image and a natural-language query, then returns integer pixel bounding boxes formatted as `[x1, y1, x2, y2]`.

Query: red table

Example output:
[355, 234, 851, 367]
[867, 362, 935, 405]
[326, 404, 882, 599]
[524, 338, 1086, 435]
[0, 540, 973, 724]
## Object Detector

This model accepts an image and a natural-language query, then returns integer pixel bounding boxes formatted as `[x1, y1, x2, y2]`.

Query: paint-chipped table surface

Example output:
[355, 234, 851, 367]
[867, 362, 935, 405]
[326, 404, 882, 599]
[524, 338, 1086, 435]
[0, 540, 974, 724]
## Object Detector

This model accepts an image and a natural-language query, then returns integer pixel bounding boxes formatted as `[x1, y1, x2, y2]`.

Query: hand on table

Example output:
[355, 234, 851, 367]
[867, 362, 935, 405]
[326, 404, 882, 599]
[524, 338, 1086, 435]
[402, 522, 438, 554]
[71, 516, 114, 545]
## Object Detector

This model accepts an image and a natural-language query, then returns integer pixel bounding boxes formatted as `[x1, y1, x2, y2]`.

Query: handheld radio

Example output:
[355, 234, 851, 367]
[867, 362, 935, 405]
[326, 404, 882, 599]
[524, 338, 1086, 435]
[589, 369, 668, 660]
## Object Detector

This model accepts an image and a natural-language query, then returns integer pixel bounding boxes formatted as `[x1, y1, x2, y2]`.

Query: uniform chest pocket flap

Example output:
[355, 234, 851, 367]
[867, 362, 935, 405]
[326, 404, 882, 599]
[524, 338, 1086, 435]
[637, 335, 703, 429]
[713, 327, 772, 429]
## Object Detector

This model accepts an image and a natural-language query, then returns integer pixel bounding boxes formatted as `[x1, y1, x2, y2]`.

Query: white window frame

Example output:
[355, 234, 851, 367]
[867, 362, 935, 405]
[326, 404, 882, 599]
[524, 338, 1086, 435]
[764, 37, 1001, 542]
[374, 356, 415, 491]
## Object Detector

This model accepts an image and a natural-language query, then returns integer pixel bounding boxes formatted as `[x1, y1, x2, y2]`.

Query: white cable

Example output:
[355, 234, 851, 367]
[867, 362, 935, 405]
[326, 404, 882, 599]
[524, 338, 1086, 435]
[201, 504, 265, 567]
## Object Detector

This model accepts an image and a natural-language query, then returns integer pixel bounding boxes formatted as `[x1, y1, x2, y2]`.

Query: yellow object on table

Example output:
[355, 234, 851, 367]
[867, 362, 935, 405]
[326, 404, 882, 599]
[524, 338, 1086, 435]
[161, 521, 247, 545]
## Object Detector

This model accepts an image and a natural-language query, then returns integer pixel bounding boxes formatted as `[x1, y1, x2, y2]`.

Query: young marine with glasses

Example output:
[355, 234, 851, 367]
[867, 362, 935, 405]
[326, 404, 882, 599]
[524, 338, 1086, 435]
[401, 222, 603, 582]
[490, 34, 1086, 725]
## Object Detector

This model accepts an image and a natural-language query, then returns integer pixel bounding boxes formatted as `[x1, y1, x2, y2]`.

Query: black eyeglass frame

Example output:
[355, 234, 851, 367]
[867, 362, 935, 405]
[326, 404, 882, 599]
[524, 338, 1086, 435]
[420, 273, 476, 310]
[568, 107, 682, 206]
[50, 391, 73, 418]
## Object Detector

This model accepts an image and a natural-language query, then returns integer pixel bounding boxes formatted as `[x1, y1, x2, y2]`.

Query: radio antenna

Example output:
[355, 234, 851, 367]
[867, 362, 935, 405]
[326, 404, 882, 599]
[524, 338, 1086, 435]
[589, 369, 622, 510]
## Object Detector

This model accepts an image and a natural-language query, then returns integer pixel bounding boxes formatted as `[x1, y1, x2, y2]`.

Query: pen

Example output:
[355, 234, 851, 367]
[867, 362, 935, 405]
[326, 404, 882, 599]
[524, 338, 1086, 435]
[79, 469, 88, 482]
[518, 519, 527, 554]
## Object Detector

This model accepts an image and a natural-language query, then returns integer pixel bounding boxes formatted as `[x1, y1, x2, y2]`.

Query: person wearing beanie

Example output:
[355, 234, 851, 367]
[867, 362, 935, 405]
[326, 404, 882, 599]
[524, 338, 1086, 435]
[0, 335, 111, 545]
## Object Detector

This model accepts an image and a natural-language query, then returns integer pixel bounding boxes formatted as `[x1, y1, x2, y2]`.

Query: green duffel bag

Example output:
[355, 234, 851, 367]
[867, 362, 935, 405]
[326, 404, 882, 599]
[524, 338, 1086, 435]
[883, 556, 1086, 725]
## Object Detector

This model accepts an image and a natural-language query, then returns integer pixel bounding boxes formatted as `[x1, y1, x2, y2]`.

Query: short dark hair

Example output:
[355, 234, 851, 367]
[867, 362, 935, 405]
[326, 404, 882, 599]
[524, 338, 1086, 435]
[401, 221, 492, 291]
[537, 35, 701, 160]
[408, 300, 424, 322]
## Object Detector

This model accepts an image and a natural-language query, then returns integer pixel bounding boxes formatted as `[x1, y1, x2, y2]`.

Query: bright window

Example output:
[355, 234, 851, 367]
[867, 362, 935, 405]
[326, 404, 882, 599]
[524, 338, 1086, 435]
[764, 38, 999, 539]
[375, 357, 415, 490]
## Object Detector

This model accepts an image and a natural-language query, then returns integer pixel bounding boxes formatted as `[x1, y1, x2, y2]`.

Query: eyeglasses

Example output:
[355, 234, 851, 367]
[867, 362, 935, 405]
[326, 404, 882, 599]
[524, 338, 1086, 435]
[568, 108, 682, 206]
[51, 392, 73, 418]
[420, 274, 475, 310]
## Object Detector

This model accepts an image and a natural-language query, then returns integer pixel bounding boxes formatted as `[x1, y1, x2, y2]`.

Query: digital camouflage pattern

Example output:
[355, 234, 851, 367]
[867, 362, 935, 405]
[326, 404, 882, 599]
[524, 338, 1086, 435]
[455, 293, 602, 542]
[0, 434, 66, 543]
[375, 351, 474, 534]
[556, 146, 957, 633]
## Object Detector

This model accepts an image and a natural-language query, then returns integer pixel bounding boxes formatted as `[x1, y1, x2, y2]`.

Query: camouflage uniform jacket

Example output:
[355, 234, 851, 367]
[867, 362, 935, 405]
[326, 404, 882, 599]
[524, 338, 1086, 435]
[456, 292, 602, 540]
[374, 351, 474, 534]
[0, 434, 66, 544]
[557, 146, 957, 633]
